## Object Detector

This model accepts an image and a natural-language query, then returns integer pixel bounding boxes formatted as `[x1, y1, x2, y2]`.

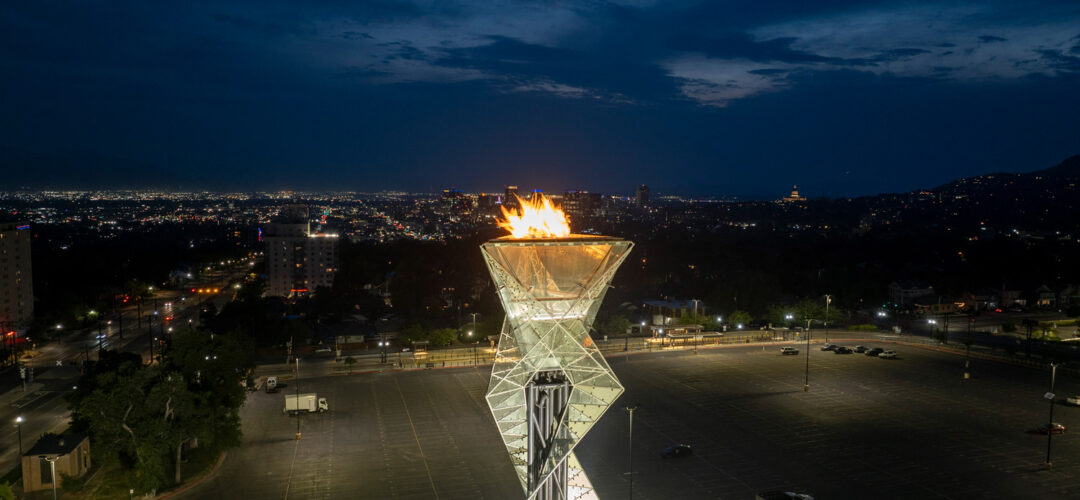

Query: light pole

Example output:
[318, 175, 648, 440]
[1046, 362, 1059, 469]
[804, 319, 812, 392]
[15, 416, 24, 458]
[824, 294, 831, 343]
[295, 357, 302, 440]
[43, 455, 58, 500]
[624, 404, 640, 499]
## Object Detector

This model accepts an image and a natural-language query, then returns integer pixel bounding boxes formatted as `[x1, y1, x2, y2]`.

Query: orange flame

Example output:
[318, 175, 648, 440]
[497, 193, 571, 238]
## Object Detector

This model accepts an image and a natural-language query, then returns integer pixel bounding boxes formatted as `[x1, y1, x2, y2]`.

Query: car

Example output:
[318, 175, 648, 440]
[780, 347, 799, 355]
[315, 345, 332, 353]
[854, 345, 868, 353]
[865, 348, 884, 357]
[820, 344, 838, 351]
[1038, 422, 1067, 435]
[878, 350, 897, 359]
[658, 444, 693, 458]
[833, 346, 853, 354]
[1066, 395, 1080, 406]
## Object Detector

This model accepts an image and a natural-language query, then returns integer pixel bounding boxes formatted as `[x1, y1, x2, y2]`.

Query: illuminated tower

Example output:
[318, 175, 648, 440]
[482, 195, 632, 499]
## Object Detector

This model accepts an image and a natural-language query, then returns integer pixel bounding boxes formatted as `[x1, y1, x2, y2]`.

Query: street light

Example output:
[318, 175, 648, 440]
[624, 404, 640, 499]
[14, 416, 24, 458]
[295, 357, 302, 440]
[1046, 362, 1060, 469]
[804, 318, 812, 392]
[41, 455, 58, 500]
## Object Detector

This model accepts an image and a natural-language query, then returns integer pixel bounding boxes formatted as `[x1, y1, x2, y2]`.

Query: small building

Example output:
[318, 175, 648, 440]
[913, 295, 961, 316]
[642, 299, 705, 326]
[22, 433, 91, 493]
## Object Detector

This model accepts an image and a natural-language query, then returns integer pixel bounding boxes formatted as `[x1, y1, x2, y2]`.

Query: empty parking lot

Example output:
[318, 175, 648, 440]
[179, 340, 1080, 499]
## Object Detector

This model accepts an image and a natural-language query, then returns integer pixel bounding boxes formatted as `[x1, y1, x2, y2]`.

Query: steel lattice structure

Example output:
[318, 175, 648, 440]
[482, 236, 632, 500]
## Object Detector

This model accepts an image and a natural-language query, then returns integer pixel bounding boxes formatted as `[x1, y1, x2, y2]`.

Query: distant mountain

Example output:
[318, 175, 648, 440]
[0, 147, 195, 189]
[1030, 154, 1080, 178]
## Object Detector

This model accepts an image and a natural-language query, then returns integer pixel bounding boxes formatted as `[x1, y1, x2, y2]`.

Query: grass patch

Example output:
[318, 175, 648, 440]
[56, 446, 221, 499]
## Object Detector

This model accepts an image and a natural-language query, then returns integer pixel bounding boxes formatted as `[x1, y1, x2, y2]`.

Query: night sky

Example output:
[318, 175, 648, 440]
[2, 1, 1079, 197]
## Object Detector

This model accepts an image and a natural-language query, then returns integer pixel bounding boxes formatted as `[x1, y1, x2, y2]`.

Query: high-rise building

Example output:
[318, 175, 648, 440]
[562, 190, 603, 221]
[635, 184, 650, 207]
[264, 205, 339, 298]
[504, 185, 520, 209]
[0, 222, 33, 329]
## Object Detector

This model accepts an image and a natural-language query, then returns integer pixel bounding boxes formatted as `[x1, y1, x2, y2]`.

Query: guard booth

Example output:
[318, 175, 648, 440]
[22, 434, 91, 493]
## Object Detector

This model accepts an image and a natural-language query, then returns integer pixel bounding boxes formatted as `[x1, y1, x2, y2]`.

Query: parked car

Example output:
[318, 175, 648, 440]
[854, 345, 868, 353]
[315, 345, 332, 353]
[1037, 422, 1067, 435]
[865, 348, 884, 357]
[878, 350, 897, 359]
[833, 346, 853, 354]
[1065, 395, 1080, 406]
[820, 344, 838, 351]
[658, 444, 693, 458]
[780, 347, 799, 355]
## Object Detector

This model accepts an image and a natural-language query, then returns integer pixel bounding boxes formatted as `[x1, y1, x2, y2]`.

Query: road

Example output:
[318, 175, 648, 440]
[0, 265, 251, 478]
[177, 338, 1080, 499]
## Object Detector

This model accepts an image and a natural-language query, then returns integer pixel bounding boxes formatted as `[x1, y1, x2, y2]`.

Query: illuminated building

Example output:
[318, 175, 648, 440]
[0, 221, 33, 328]
[561, 190, 603, 222]
[264, 205, 339, 298]
[783, 185, 805, 202]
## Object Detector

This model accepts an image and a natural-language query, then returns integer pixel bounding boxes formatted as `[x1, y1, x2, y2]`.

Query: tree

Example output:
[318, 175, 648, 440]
[793, 299, 825, 326]
[344, 356, 357, 374]
[728, 310, 753, 328]
[601, 315, 632, 336]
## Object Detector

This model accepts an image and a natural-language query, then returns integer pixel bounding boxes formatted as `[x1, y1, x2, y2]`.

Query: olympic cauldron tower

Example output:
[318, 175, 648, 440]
[482, 194, 632, 500]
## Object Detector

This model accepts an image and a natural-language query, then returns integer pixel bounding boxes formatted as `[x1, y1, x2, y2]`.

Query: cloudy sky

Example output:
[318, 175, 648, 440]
[2, 1, 1078, 196]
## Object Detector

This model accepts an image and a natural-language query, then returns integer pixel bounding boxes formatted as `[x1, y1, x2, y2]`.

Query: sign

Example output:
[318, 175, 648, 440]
[1045, 392, 1055, 400]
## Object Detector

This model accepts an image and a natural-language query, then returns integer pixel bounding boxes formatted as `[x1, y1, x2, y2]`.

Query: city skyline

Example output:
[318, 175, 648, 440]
[2, 1, 1078, 197]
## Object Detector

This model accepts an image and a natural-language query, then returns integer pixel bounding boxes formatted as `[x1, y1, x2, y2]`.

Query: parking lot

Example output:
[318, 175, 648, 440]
[179, 340, 1080, 499]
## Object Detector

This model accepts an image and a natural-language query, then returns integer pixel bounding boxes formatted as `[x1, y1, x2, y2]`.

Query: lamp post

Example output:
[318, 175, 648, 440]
[43, 455, 58, 500]
[804, 318, 812, 392]
[624, 404, 640, 499]
[824, 294, 831, 343]
[295, 357, 302, 440]
[15, 416, 24, 458]
[1046, 362, 1059, 469]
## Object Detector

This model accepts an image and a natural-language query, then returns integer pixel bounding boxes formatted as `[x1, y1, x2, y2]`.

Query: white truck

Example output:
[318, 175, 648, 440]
[284, 393, 328, 415]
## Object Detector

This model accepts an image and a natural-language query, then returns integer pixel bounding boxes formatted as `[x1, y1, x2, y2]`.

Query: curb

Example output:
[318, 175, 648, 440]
[155, 450, 227, 500]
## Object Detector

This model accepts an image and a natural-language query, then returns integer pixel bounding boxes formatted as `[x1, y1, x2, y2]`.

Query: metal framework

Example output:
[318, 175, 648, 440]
[482, 236, 632, 500]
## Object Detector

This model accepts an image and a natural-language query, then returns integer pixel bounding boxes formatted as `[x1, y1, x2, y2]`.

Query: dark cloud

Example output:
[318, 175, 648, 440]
[1037, 49, 1080, 72]
[978, 35, 1008, 43]
[432, 35, 680, 102]
[667, 33, 842, 64]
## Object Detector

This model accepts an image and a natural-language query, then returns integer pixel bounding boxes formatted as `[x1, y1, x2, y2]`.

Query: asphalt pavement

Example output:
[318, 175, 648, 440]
[175, 339, 1080, 499]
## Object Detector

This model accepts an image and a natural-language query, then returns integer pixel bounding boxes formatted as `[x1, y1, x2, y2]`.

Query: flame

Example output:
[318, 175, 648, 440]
[497, 193, 572, 238]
